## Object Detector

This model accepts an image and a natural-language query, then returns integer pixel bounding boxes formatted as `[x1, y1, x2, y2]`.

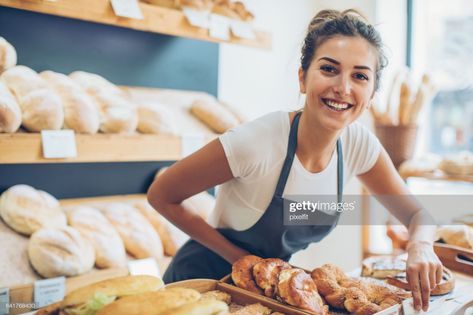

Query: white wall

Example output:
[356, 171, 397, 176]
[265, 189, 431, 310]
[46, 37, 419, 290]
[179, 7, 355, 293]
[218, 0, 406, 271]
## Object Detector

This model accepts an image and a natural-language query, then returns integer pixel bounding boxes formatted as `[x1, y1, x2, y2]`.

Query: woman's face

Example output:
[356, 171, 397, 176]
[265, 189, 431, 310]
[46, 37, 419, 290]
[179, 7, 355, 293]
[299, 35, 378, 132]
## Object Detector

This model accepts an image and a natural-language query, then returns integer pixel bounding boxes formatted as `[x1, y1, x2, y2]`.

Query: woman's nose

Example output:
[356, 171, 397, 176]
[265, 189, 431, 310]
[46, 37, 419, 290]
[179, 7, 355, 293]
[333, 75, 352, 96]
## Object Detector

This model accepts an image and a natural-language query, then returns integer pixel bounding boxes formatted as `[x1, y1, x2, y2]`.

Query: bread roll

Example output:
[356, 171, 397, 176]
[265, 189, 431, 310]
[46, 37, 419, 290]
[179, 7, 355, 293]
[437, 225, 473, 249]
[0, 80, 21, 132]
[1, 66, 64, 131]
[28, 226, 95, 278]
[159, 299, 228, 315]
[190, 98, 239, 133]
[65, 205, 127, 268]
[136, 102, 177, 135]
[96, 288, 200, 315]
[69, 71, 123, 96]
[132, 201, 178, 256]
[0, 37, 17, 73]
[98, 203, 164, 260]
[40, 71, 100, 134]
[0, 185, 66, 235]
[94, 91, 138, 133]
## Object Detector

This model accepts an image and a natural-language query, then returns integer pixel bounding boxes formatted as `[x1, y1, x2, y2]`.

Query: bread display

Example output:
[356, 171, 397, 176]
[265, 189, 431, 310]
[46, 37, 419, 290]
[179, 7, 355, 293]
[1, 65, 64, 131]
[311, 264, 410, 315]
[232, 255, 264, 295]
[253, 258, 291, 297]
[28, 226, 95, 278]
[65, 205, 127, 268]
[0, 184, 66, 235]
[69, 71, 138, 134]
[0, 80, 21, 132]
[40, 70, 100, 134]
[0, 37, 17, 73]
[98, 202, 164, 260]
[190, 97, 240, 133]
[436, 225, 473, 249]
[277, 268, 327, 314]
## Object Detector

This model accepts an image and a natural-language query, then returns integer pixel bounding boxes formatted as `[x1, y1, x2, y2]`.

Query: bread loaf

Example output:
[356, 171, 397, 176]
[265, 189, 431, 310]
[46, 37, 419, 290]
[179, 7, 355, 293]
[0, 81, 21, 132]
[66, 205, 127, 268]
[0, 185, 66, 235]
[0, 37, 17, 73]
[98, 203, 164, 260]
[136, 102, 177, 135]
[28, 226, 95, 278]
[1, 66, 64, 131]
[436, 225, 473, 249]
[69, 71, 123, 96]
[40, 71, 100, 134]
[190, 97, 239, 133]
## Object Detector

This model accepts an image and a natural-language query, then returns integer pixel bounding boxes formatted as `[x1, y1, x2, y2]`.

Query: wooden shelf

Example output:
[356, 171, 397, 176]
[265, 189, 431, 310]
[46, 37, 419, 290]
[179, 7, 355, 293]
[0, 0, 271, 50]
[400, 170, 473, 183]
[0, 132, 215, 163]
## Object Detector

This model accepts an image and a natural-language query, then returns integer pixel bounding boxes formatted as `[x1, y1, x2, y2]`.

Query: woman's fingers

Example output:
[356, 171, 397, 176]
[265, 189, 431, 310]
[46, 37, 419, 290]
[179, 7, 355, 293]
[429, 263, 437, 290]
[407, 266, 423, 311]
[419, 267, 431, 311]
[436, 263, 443, 285]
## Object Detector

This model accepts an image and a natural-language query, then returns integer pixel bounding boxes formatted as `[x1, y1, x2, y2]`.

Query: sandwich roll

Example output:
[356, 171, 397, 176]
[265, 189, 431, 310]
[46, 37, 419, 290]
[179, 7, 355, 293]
[60, 275, 164, 315]
[66, 205, 127, 268]
[96, 287, 200, 315]
[0, 184, 66, 235]
[28, 226, 95, 278]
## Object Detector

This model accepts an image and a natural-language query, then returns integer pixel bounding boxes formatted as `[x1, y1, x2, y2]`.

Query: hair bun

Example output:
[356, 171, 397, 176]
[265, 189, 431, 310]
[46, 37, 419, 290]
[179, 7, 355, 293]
[308, 9, 369, 33]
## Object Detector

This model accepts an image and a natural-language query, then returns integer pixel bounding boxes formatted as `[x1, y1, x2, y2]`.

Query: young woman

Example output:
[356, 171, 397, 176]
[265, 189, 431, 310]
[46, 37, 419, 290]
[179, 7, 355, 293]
[148, 9, 442, 312]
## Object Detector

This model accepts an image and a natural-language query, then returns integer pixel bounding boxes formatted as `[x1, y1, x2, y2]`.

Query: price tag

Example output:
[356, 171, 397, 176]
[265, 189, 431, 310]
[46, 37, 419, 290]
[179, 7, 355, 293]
[110, 0, 143, 20]
[183, 7, 210, 28]
[34, 277, 65, 309]
[128, 258, 160, 277]
[229, 20, 255, 39]
[41, 130, 77, 159]
[209, 14, 230, 40]
[0, 288, 9, 315]
[181, 133, 205, 157]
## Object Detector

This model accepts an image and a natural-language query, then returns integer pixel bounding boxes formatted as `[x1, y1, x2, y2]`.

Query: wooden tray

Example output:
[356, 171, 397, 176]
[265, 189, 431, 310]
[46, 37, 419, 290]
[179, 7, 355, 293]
[434, 242, 473, 275]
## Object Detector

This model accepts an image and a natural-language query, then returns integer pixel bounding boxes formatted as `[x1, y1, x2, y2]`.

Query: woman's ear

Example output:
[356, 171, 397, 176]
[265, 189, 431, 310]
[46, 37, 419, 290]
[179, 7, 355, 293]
[367, 91, 377, 109]
[298, 68, 306, 94]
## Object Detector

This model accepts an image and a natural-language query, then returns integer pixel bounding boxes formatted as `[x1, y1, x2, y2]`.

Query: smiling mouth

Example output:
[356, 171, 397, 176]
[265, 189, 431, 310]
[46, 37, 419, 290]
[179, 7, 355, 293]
[321, 98, 354, 112]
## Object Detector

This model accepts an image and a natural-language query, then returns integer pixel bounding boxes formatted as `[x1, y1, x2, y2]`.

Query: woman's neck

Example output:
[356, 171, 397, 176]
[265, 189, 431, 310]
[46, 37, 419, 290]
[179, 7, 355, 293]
[296, 111, 341, 173]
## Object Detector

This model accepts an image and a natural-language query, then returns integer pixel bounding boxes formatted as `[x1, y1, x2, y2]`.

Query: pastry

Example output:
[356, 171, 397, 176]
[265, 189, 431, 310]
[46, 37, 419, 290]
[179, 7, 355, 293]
[253, 258, 291, 297]
[361, 256, 406, 279]
[232, 255, 264, 294]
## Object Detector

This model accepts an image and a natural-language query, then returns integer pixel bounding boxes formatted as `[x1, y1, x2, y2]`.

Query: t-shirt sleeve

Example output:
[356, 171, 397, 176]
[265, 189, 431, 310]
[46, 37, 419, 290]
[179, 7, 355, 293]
[343, 122, 381, 177]
[218, 112, 284, 179]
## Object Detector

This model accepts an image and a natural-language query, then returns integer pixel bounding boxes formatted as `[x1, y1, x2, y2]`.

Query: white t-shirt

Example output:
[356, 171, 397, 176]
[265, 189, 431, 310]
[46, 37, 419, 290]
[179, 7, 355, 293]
[209, 111, 381, 231]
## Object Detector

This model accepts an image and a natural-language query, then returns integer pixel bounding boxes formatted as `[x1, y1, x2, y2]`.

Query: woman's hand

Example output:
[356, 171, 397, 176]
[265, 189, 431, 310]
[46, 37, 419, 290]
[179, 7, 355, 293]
[406, 241, 443, 312]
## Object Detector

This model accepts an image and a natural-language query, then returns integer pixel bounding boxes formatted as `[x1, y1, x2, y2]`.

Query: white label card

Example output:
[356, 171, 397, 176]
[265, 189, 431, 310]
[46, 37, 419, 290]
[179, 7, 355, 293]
[128, 258, 161, 277]
[111, 0, 143, 20]
[0, 288, 9, 315]
[41, 130, 77, 159]
[181, 133, 205, 157]
[229, 20, 255, 39]
[209, 14, 230, 40]
[34, 277, 65, 309]
[183, 7, 210, 28]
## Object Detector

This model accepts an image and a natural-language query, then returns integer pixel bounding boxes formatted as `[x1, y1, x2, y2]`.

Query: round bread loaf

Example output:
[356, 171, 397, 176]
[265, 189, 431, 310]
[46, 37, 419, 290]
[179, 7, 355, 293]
[28, 226, 95, 278]
[0, 80, 21, 133]
[0, 37, 17, 73]
[0, 185, 66, 235]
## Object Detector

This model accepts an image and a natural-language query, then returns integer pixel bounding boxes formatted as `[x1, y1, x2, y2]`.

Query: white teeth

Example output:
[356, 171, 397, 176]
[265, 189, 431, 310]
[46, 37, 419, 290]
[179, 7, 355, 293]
[326, 100, 349, 109]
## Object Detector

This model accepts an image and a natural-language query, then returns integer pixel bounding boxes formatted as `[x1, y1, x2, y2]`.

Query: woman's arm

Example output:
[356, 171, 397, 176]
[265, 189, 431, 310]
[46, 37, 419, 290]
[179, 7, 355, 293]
[147, 139, 250, 264]
[357, 148, 442, 312]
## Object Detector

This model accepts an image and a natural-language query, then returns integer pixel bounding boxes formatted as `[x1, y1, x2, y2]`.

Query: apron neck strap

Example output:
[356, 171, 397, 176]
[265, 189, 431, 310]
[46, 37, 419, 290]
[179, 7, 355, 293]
[274, 111, 344, 202]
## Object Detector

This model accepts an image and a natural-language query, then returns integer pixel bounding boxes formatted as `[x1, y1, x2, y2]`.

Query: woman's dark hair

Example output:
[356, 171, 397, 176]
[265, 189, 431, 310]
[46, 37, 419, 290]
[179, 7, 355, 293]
[301, 9, 388, 91]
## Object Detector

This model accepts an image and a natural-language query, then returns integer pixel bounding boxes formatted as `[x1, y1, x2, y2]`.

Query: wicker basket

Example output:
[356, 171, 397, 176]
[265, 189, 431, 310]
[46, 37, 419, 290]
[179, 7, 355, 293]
[375, 124, 418, 169]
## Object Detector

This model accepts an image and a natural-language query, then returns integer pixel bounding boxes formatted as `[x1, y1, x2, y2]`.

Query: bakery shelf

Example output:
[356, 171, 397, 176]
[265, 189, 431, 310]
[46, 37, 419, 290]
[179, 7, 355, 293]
[0, 0, 271, 50]
[399, 170, 473, 183]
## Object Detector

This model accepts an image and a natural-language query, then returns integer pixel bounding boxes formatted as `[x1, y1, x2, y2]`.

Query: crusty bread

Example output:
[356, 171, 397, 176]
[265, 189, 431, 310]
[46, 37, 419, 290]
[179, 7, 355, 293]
[65, 205, 127, 268]
[0, 37, 17, 73]
[0, 80, 21, 132]
[159, 299, 228, 315]
[1, 66, 64, 131]
[190, 97, 239, 133]
[0, 185, 66, 235]
[96, 287, 200, 315]
[436, 225, 473, 249]
[28, 226, 95, 278]
[132, 201, 178, 257]
[61, 275, 164, 312]
[98, 203, 164, 260]
[200, 290, 231, 305]
[40, 70, 100, 134]
[136, 102, 177, 135]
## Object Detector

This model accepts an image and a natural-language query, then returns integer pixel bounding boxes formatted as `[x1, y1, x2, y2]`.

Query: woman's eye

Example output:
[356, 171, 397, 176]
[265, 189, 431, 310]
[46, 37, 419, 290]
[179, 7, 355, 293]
[320, 65, 337, 73]
[354, 73, 369, 81]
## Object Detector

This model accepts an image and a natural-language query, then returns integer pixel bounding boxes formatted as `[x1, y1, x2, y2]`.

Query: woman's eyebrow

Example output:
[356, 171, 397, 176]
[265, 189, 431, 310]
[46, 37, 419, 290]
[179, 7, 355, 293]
[317, 56, 372, 72]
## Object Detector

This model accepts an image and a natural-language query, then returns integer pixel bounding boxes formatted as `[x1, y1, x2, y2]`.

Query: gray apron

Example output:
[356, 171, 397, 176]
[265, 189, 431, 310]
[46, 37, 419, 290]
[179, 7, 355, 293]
[163, 112, 343, 283]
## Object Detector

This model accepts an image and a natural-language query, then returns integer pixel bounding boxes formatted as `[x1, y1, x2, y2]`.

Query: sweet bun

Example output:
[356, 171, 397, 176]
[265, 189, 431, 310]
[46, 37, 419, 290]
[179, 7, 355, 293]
[231, 255, 263, 294]
[253, 258, 291, 297]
